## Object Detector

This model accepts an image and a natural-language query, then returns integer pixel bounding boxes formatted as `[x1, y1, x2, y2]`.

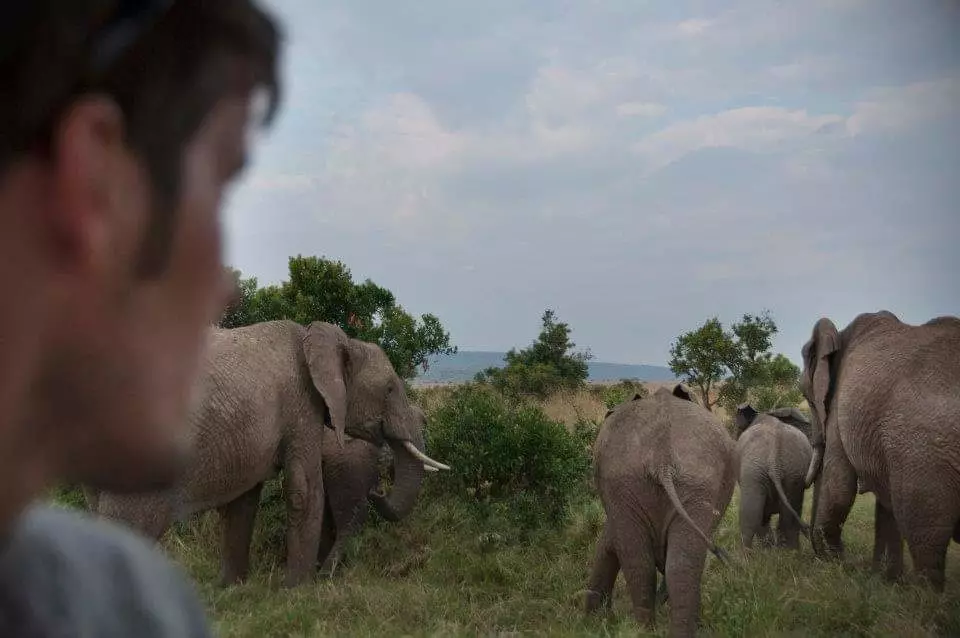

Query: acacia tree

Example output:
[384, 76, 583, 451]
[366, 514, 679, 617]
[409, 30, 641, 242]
[217, 255, 456, 380]
[667, 317, 736, 411]
[668, 311, 798, 412]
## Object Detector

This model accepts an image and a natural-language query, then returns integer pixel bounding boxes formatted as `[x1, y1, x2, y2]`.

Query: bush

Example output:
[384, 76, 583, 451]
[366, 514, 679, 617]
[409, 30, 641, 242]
[590, 378, 649, 410]
[476, 309, 591, 399]
[425, 384, 592, 528]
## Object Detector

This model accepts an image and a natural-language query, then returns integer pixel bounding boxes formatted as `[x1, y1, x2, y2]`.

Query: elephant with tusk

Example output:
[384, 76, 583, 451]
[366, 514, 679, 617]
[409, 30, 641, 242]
[85, 320, 450, 588]
[800, 310, 960, 591]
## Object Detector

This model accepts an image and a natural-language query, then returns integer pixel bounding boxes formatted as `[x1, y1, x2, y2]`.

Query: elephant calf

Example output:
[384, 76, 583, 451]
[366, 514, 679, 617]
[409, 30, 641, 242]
[585, 384, 737, 638]
[316, 412, 433, 577]
[734, 403, 813, 549]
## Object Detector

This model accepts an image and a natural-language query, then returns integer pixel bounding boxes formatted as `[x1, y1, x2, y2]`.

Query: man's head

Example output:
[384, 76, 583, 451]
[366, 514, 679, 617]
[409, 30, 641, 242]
[0, 1, 283, 497]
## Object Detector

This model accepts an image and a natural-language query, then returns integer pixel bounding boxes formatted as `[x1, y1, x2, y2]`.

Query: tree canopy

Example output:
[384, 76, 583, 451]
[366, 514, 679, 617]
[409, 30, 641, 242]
[219, 255, 456, 380]
[476, 309, 592, 398]
[667, 311, 801, 412]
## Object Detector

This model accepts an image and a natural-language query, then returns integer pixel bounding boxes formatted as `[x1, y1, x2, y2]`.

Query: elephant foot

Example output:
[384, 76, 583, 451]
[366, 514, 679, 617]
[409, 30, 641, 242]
[281, 566, 315, 589]
[219, 573, 247, 588]
[583, 589, 611, 615]
[317, 556, 342, 579]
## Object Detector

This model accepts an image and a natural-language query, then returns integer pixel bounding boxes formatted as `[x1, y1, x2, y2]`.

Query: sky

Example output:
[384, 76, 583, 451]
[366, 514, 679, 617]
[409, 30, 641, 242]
[224, 0, 960, 366]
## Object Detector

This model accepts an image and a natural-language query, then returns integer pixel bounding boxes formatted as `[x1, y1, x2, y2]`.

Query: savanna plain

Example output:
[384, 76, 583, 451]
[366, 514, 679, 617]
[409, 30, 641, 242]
[53, 383, 960, 638]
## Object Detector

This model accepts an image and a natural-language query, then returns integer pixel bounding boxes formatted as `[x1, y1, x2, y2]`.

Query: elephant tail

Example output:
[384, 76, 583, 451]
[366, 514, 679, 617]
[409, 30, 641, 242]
[771, 429, 812, 541]
[659, 468, 730, 565]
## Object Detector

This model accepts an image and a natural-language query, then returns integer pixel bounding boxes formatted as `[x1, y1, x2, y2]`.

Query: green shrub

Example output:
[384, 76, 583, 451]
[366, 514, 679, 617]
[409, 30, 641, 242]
[425, 383, 591, 528]
[591, 378, 648, 410]
[475, 309, 591, 399]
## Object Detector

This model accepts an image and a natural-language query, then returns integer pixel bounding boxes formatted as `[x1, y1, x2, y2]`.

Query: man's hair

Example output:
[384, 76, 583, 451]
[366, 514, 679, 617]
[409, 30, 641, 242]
[0, 1, 283, 277]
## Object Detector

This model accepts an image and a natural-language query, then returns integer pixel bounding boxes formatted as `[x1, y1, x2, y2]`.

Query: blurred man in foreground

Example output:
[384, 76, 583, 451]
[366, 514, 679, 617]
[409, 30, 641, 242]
[0, 1, 283, 635]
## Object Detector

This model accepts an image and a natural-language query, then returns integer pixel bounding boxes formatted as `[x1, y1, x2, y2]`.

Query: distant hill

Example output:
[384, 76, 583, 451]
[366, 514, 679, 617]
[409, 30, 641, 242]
[411, 350, 677, 385]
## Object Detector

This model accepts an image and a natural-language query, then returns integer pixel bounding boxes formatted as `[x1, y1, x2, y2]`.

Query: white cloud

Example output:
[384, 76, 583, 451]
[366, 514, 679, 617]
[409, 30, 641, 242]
[846, 76, 960, 137]
[632, 106, 845, 169]
[676, 19, 712, 38]
[616, 101, 667, 118]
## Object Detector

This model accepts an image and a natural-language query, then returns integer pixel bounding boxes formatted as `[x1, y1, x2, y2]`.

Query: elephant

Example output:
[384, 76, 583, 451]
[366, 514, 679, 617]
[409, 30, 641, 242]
[800, 310, 960, 591]
[315, 409, 437, 577]
[734, 403, 813, 549]
[85, 320, 450, 588]
[584, 384, 737, 637]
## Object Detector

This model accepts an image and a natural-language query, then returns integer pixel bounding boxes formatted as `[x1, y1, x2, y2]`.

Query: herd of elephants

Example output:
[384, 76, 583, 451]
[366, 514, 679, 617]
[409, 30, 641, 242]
[76, 308, 958, 636]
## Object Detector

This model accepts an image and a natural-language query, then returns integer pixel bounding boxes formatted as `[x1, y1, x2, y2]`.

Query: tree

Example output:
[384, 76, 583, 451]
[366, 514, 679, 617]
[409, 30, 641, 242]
[667, 317, 737, 411]
[215, 255, 456, 380]
[218, 267, 260, 329]
[477, 309, 593, 398]
[668, 311, 796, 413]
[747, 354, 803, 412]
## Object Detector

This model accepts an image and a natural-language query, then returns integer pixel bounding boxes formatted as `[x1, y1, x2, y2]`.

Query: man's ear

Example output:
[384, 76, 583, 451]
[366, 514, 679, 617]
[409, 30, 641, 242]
[49, 95, 130, 274]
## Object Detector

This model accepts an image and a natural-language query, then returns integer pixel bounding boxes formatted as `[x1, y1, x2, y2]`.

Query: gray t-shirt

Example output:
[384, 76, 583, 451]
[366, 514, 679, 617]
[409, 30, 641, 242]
[0, 503, 211, 637]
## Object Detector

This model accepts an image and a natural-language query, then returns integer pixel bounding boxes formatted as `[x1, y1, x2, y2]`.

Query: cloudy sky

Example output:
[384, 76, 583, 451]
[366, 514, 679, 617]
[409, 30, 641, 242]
[225, 0, 960, 366]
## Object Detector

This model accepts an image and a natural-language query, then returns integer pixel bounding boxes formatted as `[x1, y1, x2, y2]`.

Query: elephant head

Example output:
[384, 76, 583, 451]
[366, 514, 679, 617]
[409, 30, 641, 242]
[302, 322, 449, 519]
[657, 382, 697, 404]
[735, 403, 811, 440]
[734, 403, 759, 438]
[799, 318, 842, 487]
[367, 404, 435, 521]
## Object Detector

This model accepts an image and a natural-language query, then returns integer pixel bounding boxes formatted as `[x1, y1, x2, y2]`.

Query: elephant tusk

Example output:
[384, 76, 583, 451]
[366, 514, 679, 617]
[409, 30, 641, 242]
[424, 464, 439, 472]
[402, 440, 451, 471]
[805, 447, 823, 487]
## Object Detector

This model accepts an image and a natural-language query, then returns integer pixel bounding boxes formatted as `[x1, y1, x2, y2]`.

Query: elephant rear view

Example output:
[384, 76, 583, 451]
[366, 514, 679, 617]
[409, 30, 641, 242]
[734, 403, 813, 549]
[585, 384, 737, 637]
[800, 311, 960, 590]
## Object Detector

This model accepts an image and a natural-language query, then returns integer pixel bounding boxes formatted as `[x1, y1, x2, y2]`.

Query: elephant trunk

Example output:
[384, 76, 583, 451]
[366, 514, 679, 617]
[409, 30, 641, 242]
[369, 436, 428, 522]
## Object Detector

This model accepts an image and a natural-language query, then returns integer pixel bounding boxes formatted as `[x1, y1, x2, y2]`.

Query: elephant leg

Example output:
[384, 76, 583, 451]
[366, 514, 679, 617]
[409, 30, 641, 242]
[812, 444, 858, 558]
[585, 524, 620, 615]
[283, 460, 325, 588]
[664, 505, 713, 638]
[319, 503, 368, 578]
[894, 496, 954, 592]
[316, 498, 337, 575]
[777, 485, 805, 550]
[872, 500, 903, 582]
[218, 482, 263, 586]
[738, 482, 766, 548]
[612, 516, 657, 628]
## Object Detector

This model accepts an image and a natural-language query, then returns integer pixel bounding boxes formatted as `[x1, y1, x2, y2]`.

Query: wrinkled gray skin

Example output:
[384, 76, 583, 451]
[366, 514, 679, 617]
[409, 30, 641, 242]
[734, 404, 813, 549]
[316, 409, 429, 577]
[86, 320, 448, 588]
[801, 310, 960, 591]
[584, 384, 737, 637]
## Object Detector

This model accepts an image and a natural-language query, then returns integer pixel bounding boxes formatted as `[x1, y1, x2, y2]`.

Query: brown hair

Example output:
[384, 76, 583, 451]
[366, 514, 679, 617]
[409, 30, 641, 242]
[0, 0, 283, 277]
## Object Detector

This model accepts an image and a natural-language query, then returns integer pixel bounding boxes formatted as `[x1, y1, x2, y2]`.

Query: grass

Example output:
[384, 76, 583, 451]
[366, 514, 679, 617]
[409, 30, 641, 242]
[62, 384, 960, 636]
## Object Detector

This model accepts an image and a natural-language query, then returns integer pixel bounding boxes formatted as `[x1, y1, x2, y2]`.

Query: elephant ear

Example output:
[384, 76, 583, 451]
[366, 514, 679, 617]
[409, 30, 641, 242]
[735, 403, 758, 436]
[303, 322, 349, 445]
[800, 318, 841, 448]
[671, 383, 696, 403]
[632, 392, 644, 401]
[768, 407, 811, 438]
[604, 408, 615, 419]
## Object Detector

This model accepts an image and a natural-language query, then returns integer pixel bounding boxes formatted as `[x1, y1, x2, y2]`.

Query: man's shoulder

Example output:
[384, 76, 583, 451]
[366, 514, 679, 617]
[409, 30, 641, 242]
[0, 503, 211, 637]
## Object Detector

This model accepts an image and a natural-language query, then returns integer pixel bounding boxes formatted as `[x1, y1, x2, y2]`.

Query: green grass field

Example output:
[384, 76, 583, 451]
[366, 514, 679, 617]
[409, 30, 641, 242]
[151, 487, 960, 638]
[55, 385, 960, 637]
